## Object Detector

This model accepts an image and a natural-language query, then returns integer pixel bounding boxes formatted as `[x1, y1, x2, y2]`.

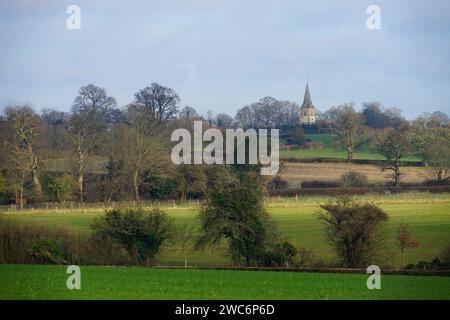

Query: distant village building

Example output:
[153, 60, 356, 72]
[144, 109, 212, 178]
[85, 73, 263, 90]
[299, 83, 316, 125]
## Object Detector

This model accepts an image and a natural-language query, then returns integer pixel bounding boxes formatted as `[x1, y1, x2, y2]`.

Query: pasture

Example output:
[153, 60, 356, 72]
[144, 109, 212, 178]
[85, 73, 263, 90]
[280, 134, 422, 161]
[2, 194, 450, 268]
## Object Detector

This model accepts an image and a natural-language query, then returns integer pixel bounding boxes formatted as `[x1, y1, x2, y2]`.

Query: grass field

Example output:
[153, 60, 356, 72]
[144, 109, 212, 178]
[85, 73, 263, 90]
[2, 194, 450, 268]
[280, 134, 421, 161]
[1, 264, 449, 300]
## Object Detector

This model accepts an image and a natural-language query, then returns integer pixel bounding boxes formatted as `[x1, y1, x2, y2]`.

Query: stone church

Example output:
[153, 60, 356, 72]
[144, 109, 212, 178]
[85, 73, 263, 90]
[299, 83, 316, 125]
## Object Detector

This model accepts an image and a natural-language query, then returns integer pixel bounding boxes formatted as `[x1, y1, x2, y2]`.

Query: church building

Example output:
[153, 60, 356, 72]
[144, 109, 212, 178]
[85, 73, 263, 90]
[299, 83, 316, 125]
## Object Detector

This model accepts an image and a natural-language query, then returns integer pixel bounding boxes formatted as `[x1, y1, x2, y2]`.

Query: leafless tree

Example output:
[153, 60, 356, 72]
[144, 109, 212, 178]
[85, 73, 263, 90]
[177, 222, 196, 268]
[325, 103, 366, 163]
[134, 83, 180, 123]
[396, 221, 419, 268]
[375, 126, 410, 187]
[179, 106, 199, 119]
[5, 105, 43, 199]
[124, 103, 172, 201]
[66, 84, 117, 204]
[215, 113, 234, 128]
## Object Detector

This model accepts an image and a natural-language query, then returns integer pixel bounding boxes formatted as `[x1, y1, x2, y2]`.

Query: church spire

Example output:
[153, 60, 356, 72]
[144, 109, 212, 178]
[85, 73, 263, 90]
[301, 83, 314, 109]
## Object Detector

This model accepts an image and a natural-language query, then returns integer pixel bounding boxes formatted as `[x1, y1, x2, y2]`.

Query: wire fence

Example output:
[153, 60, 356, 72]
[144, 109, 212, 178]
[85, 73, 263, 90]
[1, 192, 449, 213]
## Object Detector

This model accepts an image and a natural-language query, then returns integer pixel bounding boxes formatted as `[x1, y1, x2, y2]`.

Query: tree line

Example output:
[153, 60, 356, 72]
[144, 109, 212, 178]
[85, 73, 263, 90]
[0, 83, 449, 204]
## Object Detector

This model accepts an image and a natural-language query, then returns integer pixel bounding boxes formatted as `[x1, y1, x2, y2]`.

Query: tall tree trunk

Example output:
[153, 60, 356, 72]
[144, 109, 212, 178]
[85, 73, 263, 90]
[347, 146, 353, 164]
[400, 248, 405, 269]
[27, 145, 42, 199]
[78, 153, 85, 205]
[394, 164, 401, 188]
[31, 168, 42, 198]
[20, 171, 25, 210]
[437, 170, 443, 182]
[133, 168, 140, 202]
[78, 171, 84, 205]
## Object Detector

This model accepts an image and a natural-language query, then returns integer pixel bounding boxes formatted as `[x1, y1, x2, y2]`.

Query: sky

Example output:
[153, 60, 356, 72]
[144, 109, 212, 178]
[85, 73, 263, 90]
[0, 0, 449, 119]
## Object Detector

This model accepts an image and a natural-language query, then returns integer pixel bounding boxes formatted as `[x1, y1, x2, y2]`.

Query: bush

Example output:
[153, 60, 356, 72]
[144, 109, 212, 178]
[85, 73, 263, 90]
[339, 171, 368, 188]
[440, 246, 450, 268]
[91, 207, 174, 265]
[404, 258, 443, 271]
[318, 197, 388, 268]
[267, 176, 288, 190]
[296, 248, 316, 267]
[195, 185, 271, 266]
[300, 180, 339, 188]
[0, 218, 133, 265]
[261, 241, 297, 267]
[29, 239, 67, 264]
[291, 127, 305, 146]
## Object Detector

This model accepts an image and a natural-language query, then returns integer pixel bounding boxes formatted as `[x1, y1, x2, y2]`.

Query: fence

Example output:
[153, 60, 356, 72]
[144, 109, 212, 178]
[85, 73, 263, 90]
[1, 190, 449, 213]
[0, 198, 202, 213]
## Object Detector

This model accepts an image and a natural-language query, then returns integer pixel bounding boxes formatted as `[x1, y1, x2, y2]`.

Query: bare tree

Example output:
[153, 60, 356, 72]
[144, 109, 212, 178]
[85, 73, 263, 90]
[124, 103, 172, 201]
[5, 105, 43, 199]
[215, 113, 234, 128]
[411, 114, 450, 182]
[396, 221, 419, 269]
[66, 84, 117, 204]
[376, 126, 410, 187]
[235, 106, 255, 129]
[325, 103, 366, 163]
[177, 222, 196, 267]
[134, 83, 180, 123]
[123, 84, 180, 201]
[177, 165, 207, 202]
[179, 106, 199, 119]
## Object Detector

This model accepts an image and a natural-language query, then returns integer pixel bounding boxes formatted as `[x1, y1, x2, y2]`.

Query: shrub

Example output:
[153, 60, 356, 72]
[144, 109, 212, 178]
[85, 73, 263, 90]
[440, 246, 450, 268]
[91, 207, 174, 265]
[261, 241, 297, 267]
[395, 221, 419, 268]
[404, 258, 443, 271]
[29, 239, 67, 264]
[195, 185, 271, 266]
[0, 218, 73, 264]
[339, 171, 368, 188]
[267, 176, 288, 190]
[296, 248, 316, 267]
[318, 197, 388, 268]
[0, 217, 139, 266]
[300, 180, 339, 188]
[291, 127, 305, 146]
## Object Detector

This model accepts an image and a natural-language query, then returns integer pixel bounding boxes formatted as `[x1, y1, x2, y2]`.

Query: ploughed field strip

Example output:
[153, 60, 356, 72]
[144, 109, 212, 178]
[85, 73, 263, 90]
[1, 264, 449, 300]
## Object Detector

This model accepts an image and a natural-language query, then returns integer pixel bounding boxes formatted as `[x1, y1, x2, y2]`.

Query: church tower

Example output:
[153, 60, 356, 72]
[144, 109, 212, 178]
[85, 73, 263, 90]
[299, 83, 316, 124]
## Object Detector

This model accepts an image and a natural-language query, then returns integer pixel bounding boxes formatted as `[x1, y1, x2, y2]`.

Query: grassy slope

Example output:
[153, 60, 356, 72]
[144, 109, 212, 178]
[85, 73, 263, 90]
[280, 134, 421, 161]
[1, 264, 449, 300]
[2, 194, 450, 267]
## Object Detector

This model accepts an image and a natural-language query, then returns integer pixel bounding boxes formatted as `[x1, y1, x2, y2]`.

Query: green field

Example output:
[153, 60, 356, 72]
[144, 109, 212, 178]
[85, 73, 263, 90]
[1, 264, 449, 299]
[2, 194, 450, 267]
[280, 134, 421, 161]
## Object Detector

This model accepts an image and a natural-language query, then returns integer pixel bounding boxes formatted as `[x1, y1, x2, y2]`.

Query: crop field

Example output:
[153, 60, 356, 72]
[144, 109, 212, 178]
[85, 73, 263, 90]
[2, 194, 450, 268]
[1, 264, 449, 300]
[282, 162, 430, 188]
[280, 134, 421, 161]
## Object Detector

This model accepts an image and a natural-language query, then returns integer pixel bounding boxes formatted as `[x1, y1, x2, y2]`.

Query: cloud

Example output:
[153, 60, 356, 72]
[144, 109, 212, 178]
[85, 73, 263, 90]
[0, 0, 449, 118]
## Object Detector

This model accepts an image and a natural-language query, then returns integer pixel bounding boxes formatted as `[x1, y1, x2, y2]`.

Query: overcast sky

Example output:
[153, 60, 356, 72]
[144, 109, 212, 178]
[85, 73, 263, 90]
[1, 0, 449, 119]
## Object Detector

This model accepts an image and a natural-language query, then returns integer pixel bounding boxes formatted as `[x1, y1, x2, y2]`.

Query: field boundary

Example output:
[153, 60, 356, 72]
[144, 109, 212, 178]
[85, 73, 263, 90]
[4, 263, 445, 276]
[281, 157, 423, 166]
[270, 186, 450, 197]
[151, 266, 450, 277]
